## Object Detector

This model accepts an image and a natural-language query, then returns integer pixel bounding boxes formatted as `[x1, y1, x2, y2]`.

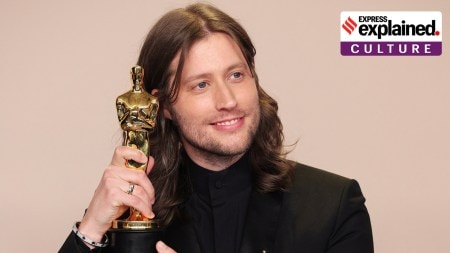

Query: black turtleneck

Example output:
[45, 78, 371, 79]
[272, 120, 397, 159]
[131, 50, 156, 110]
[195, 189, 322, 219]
[184, 153, 253, 253]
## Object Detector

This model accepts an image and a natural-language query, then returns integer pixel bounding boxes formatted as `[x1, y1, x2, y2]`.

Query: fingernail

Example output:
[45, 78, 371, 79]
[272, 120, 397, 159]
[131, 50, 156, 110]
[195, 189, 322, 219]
[148, 212, 155, 219]
[156, 241, 167, 249]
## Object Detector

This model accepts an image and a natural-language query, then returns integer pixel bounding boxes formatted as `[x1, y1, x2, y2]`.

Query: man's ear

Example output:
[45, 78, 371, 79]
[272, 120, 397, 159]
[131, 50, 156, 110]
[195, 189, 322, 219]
[152, 89, 173, 120]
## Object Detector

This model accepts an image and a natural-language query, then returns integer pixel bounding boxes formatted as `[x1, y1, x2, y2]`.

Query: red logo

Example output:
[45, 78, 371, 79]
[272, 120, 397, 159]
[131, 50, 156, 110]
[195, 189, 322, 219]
[342, 17, 358, 35]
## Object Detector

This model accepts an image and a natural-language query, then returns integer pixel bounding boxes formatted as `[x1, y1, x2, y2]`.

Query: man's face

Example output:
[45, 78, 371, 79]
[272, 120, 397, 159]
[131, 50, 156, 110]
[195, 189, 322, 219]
[165, 33, 260, 170]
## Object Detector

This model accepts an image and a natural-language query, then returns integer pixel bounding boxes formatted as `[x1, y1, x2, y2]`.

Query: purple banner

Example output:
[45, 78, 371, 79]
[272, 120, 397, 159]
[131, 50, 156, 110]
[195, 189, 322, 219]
[341, 42, 442, 56]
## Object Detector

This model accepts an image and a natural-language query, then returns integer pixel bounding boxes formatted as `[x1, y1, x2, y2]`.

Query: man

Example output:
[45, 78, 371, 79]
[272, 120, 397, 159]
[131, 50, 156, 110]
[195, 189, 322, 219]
[60, 3, 373, 253]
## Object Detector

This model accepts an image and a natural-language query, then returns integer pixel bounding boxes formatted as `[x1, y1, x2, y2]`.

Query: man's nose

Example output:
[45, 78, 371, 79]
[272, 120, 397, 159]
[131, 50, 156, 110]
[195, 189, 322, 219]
[214, 81, 237, 110]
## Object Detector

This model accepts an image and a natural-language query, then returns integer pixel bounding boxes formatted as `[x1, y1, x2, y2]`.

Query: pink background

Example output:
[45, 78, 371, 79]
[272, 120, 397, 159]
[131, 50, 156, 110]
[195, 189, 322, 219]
[1, 0, 448, 252]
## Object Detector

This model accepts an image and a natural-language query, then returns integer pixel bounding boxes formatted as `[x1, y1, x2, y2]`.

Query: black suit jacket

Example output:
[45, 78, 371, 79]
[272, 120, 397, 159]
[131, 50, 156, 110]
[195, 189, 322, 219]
[164, 163, 373, 253]
[59, 163, 373, 253]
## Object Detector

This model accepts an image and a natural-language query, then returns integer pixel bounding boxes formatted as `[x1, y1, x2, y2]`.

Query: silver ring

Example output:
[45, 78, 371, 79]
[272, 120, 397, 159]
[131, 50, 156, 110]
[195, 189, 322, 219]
[126, 183, 135, 195]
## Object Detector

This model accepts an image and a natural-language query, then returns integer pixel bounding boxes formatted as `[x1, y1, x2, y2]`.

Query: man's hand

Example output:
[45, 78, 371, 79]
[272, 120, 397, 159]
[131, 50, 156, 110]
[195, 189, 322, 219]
[77, 146, 156, 248]
[156, 241, 177, 253]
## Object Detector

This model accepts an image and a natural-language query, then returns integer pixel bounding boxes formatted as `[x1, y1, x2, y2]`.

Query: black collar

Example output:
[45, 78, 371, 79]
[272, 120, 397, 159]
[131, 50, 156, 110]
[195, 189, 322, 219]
[184, 152, 253, 206]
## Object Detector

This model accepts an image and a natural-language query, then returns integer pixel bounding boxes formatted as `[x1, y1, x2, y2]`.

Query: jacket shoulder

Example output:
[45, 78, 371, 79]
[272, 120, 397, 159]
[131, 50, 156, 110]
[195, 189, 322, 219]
[275, 163, 373, 252]
[290, 162, 354, 192]
[282, 162, 366, 222]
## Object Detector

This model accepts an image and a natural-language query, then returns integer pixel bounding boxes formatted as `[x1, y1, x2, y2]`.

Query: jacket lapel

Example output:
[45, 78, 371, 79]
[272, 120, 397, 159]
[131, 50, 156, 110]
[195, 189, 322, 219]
[240, 190, 283, 253]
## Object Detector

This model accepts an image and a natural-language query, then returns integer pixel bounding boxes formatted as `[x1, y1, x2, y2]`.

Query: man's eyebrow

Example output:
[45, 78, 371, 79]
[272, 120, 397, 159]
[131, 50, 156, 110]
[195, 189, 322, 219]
[168, 61, 250, 85]
[184, 62, 249, 82]
[226, 62, 248, 73]
[183, 72, 213, 84]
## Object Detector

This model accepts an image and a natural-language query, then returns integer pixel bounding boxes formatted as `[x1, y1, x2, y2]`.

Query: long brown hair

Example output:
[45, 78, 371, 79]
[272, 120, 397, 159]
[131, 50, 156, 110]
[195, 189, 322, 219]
[137, 3, 294, 226]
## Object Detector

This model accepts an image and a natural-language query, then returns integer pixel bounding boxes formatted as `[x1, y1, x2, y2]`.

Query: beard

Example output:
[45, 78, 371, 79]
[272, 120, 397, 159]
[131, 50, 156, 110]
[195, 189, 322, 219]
[170, 107, 260, 165]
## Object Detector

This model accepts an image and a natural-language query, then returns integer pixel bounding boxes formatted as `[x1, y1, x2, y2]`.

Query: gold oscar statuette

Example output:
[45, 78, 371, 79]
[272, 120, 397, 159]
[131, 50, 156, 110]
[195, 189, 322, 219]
[108, 66, 162, 253]
[113, 65, 159, 229]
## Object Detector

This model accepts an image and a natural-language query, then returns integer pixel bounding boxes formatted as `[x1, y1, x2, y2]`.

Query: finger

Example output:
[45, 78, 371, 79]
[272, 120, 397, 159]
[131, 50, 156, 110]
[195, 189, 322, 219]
[119, 168, 154, 197]
[107, 164, 155, 205]
[119, 187, 155, 218]
[98, 176, 154, 220]
[146, 156, 155, 175]
[118, 171, 155, 217]
[134, 179, 156, 217]
[121, 183, 150, 206]
[156, 241, 177, 253]
[111, 146, 147, 167]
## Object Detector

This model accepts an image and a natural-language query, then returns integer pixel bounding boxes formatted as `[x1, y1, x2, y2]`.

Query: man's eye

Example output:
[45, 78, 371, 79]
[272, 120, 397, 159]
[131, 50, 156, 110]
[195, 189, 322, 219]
[231, 72, 243, 80]
[197, 82, 207, 89]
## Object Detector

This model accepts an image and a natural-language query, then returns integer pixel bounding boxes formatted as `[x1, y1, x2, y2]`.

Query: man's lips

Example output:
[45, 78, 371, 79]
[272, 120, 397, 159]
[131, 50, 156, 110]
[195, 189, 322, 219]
[211, 117, 242, 126]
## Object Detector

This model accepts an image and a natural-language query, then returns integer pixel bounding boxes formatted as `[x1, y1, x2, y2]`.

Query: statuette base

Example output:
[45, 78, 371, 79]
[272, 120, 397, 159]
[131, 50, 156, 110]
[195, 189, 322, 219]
[108, 226, 164, 253]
